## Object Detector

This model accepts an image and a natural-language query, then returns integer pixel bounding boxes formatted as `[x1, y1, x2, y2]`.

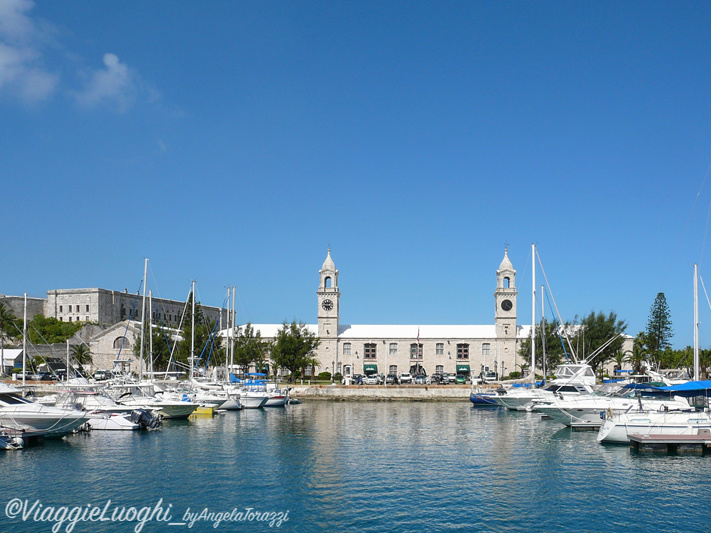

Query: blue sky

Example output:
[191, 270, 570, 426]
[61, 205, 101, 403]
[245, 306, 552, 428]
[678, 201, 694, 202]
[2, 1, 711, 349]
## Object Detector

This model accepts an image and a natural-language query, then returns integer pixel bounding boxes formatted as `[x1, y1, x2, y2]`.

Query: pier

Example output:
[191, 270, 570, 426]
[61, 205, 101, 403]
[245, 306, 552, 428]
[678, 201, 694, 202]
[629, 433, 711, 455]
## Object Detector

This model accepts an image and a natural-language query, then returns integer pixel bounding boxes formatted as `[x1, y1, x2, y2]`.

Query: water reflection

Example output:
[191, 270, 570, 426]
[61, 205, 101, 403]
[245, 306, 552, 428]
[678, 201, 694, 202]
[2, 403, 711, 532]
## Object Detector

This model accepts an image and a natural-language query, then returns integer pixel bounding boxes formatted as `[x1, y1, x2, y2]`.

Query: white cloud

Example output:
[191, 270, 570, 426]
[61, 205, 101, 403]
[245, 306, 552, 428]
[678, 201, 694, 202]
[0, 0, 58, 103]
[74, 53, 160, 112]
[74, 53, 135, 111]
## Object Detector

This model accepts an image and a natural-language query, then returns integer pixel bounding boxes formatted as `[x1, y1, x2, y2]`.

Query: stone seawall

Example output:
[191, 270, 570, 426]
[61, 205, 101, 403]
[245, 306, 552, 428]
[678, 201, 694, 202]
[289, 385, 472, 401]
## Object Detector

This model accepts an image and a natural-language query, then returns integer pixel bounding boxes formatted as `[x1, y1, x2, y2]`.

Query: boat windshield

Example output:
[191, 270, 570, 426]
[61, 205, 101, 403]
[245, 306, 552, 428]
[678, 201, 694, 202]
[0, 393, 33, 405]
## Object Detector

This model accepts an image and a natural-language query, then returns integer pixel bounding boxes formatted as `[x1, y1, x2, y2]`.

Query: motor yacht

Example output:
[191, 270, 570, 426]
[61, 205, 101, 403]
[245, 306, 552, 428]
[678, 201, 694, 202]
[535, 384, 692, 428]
[491, 363, 597, 411]
[0, 382, 88, 438]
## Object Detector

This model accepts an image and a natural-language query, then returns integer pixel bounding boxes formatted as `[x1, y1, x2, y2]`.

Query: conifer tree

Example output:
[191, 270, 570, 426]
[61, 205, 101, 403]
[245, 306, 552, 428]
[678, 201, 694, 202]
[645, 292, 673, 367]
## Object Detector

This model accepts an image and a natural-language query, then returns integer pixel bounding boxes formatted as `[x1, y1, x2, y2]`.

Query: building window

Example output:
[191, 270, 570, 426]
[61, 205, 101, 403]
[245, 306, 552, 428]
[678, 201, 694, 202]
[343, 343, 352, 356]
[68, 317, 72, 322]
[410, 343, 423, 359]
[436, 343, 444, 355]
[86, 305, 90, 312]
[457, 343, 469, 359]
[482, 343, 491, 357]
[85, 316, 89, 321]
[389, 343, 397, 356]
[59, 305, 63, 313]
[364, 343, 377, 359]
[436, 365, 444, 374]
[389, 365, 397, 374]
[113, 337, 129, 349]
[59, 317, 63, 321]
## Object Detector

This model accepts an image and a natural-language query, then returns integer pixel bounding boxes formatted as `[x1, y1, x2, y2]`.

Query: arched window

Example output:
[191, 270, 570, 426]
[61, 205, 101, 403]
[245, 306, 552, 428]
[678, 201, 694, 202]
[113, 336, 130, 349]
[504, 277, 510, 288]
[325, 276, 332, 288]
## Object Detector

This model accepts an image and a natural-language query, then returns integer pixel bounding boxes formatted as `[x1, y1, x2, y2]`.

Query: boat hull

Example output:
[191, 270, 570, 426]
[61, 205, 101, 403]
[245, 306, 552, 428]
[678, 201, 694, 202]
[598, 412, 711, 444]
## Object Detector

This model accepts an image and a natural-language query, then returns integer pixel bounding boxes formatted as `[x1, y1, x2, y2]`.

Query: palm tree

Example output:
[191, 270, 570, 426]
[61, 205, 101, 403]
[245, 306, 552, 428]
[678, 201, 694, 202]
[71, 344, 92, 374]
[625, 344, 647, 375]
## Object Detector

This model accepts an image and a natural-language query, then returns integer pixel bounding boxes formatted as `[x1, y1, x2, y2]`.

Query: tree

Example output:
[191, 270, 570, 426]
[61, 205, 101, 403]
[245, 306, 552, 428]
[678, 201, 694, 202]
[518, 310, 626, 375]
[0, 304, 17, 377]
[271, 321, 320, 382]
[71, 344, 93, 368]
[175, 295, 223, 373]
[518, 320, 572, 375]
[232, 323, 269, 377]
[645, 292, 673, 367]
[625, 337, 647, 374]
[576, 311, 627, 373]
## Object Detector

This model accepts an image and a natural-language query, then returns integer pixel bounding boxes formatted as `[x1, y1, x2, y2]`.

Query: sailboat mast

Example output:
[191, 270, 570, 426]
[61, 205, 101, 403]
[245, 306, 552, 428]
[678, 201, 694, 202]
[22, 293, 27, 388]
[149, 289, 153, 379]
[694, 263, 699, 381]
[531, 244, 536, 381]
[139, 258, 148, 381]
[231, 286, 236, 376]
[541, 284, 546, 384]
[190, 280, 195, 381]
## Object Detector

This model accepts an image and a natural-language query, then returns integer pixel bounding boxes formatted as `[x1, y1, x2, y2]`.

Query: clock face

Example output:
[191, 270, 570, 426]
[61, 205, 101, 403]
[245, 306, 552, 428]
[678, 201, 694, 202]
[322, 299, 334, 311]
[501, 299, 513, 311]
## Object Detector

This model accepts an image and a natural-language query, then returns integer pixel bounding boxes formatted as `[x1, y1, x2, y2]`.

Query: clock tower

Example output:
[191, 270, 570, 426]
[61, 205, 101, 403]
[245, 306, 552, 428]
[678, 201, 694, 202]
[494, 249, 517, 340]
[317, 249, 340, 371]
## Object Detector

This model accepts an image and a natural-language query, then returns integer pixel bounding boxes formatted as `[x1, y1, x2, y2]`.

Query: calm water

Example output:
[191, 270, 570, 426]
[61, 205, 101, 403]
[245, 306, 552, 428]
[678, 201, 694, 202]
[2, 402, 711, 533]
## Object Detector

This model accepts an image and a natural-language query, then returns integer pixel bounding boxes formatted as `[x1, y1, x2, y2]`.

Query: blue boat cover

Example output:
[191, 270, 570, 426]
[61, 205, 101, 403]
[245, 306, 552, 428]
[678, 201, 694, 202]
[655, 380, 711, 394]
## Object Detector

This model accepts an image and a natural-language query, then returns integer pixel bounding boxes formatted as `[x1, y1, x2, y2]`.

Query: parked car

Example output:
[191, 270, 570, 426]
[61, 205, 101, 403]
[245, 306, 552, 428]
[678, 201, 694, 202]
[438, 373, 450, 385]
[350, 374, 363, 385]
[481, 370, 498, 382]
[363, 374, 379, 385]
[29, 371, 53, 381]
[414, 375, 428, 385]
[399, 372, 413, 384]
[386, 373, 399, 385]
[455, 374, 467, 384]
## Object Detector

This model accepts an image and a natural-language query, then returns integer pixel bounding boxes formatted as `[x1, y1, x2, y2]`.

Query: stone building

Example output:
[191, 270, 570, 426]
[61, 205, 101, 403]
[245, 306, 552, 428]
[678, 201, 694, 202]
[45, 288, 225, 327]
[242, 249, 531, 379]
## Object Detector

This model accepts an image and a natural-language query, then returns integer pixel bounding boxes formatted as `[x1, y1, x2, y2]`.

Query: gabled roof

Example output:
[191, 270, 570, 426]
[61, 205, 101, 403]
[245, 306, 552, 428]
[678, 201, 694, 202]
[1, 349, 23, 364]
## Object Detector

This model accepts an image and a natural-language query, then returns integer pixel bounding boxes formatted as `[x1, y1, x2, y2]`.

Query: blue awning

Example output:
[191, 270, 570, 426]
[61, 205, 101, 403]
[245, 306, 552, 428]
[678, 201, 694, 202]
[655, 380, 711, 395]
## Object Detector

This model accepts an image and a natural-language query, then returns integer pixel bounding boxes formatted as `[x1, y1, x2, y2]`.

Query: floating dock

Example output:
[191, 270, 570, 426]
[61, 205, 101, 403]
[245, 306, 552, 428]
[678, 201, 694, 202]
[629, 433, 711, 455]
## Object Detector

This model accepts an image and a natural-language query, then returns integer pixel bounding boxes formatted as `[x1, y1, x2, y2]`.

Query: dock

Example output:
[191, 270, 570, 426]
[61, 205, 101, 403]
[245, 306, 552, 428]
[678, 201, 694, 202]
[629, 433, 711, 455]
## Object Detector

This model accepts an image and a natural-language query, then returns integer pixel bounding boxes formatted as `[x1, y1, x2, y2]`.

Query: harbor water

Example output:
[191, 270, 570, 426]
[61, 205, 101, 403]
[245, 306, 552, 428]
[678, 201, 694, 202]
[2, 402, 711, 533]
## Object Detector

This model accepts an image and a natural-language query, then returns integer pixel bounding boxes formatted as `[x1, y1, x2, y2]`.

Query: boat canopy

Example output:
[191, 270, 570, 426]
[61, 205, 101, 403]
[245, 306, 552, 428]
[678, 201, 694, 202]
[653, 380, 711, 396]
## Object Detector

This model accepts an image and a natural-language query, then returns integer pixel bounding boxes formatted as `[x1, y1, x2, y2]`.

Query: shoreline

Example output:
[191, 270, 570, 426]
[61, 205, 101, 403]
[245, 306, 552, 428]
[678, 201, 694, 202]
[289, 384, 474, 401]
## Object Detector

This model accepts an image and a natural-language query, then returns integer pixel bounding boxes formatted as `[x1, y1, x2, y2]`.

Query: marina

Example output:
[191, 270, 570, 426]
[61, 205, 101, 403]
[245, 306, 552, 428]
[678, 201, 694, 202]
[2, 401, 711, 532]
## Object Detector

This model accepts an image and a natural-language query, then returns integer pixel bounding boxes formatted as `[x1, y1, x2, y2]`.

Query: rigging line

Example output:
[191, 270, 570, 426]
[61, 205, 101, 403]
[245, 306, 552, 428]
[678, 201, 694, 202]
[661, 162, 711, 288]
[535, 248, 578, 362]
[163, 286, 192, 379]
[116, 288, 142, 362]
[700, 275, 711, 314]
[702, 191, 711, 270]
[544, 288, 570, 363]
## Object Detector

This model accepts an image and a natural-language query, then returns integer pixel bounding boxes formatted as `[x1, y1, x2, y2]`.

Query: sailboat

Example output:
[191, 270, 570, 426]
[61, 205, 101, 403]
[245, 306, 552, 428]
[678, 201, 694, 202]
[597, 264, 708, 444]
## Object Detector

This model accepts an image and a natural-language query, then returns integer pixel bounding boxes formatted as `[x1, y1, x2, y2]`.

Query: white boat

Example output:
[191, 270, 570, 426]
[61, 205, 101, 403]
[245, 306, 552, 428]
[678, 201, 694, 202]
[265, 383, 290, 407]
[0, 382, 88, 438]
[597, 380, 711, 443]
[598, 409, 711, 444]
[108, 383, 198, 419]
[492, 363, 597, 411]
[535, 384, 692, 428]
[85, 412, 140, 431]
